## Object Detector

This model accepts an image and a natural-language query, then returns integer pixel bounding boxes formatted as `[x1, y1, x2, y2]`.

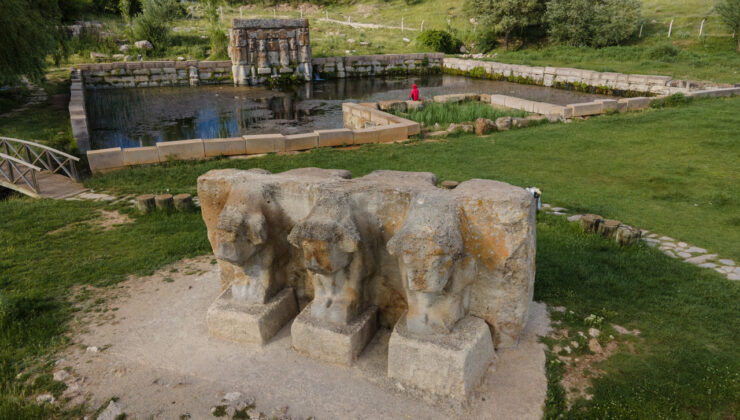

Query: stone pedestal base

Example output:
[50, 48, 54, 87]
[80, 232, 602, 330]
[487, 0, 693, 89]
[291, 305, 378, 366]
[207, 287, 298, 346]
[388, 314, 496, 399]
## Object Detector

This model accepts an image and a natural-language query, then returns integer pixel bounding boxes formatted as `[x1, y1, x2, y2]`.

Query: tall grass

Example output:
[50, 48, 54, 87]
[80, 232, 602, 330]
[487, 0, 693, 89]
[399, 101, 529, 127]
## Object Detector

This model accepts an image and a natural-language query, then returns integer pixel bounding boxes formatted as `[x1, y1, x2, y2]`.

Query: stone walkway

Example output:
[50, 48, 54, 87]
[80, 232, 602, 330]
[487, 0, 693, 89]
[542, 204, 739, 281]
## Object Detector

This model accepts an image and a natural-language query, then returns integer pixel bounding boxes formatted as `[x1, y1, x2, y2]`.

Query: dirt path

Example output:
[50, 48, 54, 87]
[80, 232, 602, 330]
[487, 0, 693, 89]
[58, 256, 551, 419]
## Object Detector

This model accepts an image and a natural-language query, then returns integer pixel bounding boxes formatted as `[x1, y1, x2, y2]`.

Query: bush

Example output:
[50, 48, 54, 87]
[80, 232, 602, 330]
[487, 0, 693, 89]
[133, 0, 182, 50]
[546, 0, 641, 48]
[476, 30, 498, 53]
[417, 30, 462, 54]
[650, 93, 693, 109]
[648, 44, 680, 62]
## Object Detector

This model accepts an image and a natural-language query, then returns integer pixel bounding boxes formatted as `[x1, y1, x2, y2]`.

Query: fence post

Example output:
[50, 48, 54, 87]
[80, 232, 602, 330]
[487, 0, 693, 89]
[639, 23, 644, 38]
[421, 20, 424, 32]
[401, 17, 404, 32]
[699, 18, 705, 37]
[668, 19, 674, 38]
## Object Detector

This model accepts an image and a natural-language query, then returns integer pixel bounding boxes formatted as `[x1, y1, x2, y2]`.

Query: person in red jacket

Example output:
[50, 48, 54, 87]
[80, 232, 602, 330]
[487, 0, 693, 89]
[410, 83, 420, 101]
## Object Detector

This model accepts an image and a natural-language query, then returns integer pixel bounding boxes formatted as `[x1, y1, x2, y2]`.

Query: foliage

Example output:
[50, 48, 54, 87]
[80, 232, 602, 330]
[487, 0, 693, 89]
[201, 0, 229, 60]
[475, 30, 499, 53]
[416, 30, 462, 54]
[395, 101, 529, 126]
[133, 0, 182, 50]
[649, 92, 693, 108]
[546, 0, 642, 47]
[716, 0, 740, 51]
[464, 0, 546, 49]
[0, 0, 64, 85]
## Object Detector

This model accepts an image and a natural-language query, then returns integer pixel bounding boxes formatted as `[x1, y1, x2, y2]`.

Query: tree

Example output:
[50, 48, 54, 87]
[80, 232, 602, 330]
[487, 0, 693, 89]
[0, 0, 63, 85]
[716, 0, 740, 52]
[133, 0, 181, 50]
[464, 0, 546, 50]
[202, 0, 228, 59]
[546, 0, 641, 48]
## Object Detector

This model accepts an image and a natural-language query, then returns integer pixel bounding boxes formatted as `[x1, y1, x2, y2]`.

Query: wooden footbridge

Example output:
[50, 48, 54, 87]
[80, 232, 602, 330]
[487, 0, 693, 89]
[0, 136, 87, 199]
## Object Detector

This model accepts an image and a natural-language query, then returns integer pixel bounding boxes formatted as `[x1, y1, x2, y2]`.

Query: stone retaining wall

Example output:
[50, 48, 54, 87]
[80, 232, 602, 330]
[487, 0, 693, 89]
[443, 58, 716, 96]
[87, 103, 420, 174]
[312, 53, 444, 79]
[68, 69, 90, 152]
[76, 60, 233, 89]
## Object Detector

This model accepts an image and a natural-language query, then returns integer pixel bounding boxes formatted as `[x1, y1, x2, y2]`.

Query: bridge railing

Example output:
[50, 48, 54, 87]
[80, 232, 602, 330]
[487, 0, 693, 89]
[0, 136, 80, 183]
[0, 152, 42, 195]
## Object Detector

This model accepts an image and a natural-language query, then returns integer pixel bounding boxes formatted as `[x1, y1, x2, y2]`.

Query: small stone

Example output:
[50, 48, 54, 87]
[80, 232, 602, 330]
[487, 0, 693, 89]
[495, 116, 512, 131]
[677, 242, 688, 248]
[728, 273, 740, 281]
[647, 233, 658, 238]
[567, 215, 582, 222]
[663, 250, 677, 258]
[226, 406, 236, 417]
[686, 246, 707, 254]
[86, 346, 99, 353]
[563, 346, 572, 354]
[53, 370, 70, 382]
[441, 180, 459, 190]
[36, 394, 54, 404]
[612, 324, 640, 336]
[588, 328, 600, 338]
[685, 254, 718, 265]
[549, 211, 566, 216]
[678, 252, 691, 258]
[396, 382, 405, 391]
[570, 340, 579, 349]
[552, 306, 566, 312]
[698, 263, 717, 269]
[660, 242, 676, 249]
[474, 118, 496, 135]
[719, 259, 735, 266]
[223, 391, 242, 402]
[659, 236, 675, 241]
[553, 345, 562, 353]
[402, 37, 410, 43]
[54, 358, 65, 366]
[177, 56, 185, 61]
[550, 207, 567, 212]
[588, 338, 603, 353]
[135, 40, 153, 50]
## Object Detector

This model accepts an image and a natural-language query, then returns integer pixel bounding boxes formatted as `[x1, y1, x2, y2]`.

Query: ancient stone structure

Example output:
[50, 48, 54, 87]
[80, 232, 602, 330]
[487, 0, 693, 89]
[198, 168, 536, 399]
[229, 19, 312, 86]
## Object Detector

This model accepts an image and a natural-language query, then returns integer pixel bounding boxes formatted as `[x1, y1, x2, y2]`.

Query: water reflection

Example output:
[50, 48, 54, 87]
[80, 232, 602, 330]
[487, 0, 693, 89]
[87, 75, 610, 149]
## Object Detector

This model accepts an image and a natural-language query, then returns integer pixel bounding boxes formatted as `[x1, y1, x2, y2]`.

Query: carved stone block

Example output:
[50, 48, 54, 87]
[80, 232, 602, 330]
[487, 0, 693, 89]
[291, 304, 378, 366]
[387, 314, 496, 399]
[207, 287, 298, 345]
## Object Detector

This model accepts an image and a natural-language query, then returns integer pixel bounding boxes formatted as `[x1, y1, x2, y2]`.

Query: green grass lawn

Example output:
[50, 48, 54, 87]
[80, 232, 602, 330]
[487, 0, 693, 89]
[0, 69, 76, 152]
[0, 195, 736, 418]
[87, 96, 740, 262]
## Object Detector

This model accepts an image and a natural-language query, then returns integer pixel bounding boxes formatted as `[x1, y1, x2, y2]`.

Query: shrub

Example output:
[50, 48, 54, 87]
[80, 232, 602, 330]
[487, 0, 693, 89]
[716, 0, 740, 52]
[133, 0, 181, 50]
[417, 30, 462, 54]
[476, 30, 498, 53]
[647, 44, 680, 62]
[546, 0, 641, 48]
[395, 101, 529, 127]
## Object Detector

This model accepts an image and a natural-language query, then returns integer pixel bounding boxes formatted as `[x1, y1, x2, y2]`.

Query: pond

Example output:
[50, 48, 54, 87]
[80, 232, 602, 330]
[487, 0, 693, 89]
[86, 75, 611, 149]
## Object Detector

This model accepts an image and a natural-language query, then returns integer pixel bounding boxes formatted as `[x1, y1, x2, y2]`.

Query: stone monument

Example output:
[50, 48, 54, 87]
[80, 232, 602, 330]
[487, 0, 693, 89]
[228, 19, 312, 86]
[198, 168, 536, 399]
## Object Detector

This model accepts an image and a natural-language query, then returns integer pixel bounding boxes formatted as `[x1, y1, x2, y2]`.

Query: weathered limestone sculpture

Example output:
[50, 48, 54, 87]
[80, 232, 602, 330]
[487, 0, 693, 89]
[229, 19, 312, 86]
[288, 191, 379, 365]
[198, 168, 536, 399]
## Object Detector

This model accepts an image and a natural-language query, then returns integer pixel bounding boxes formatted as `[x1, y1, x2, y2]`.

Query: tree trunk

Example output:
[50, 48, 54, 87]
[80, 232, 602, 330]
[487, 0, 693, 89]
[505, 31, 510, 50]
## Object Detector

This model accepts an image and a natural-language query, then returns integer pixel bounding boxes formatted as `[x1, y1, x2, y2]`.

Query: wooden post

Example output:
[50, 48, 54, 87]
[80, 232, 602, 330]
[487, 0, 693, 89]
[421, 20, 424, 32]
[668, 19, 674, 38]
[239, 7, 242, 18]
[639, 23, 644, 38]
[300, 9, 303, 18]
[326, 11, 329, 20]
[401, 17, 404, 32]
[155, 194, 174, 211]
[136, 194, 156, 213]
[273, 9, 276, 18]
[699, 18, 705, 37]
[174, 194, 195, 211]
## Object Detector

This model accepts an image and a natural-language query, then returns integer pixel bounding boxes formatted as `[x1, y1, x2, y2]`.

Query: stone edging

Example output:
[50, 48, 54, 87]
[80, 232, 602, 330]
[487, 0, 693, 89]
[443, 58, 734, 96]
[76, 60, 233, 89]
[86, 103, 420, 174]
[68, 69, 90, 152]
[542, 204, 739, 282]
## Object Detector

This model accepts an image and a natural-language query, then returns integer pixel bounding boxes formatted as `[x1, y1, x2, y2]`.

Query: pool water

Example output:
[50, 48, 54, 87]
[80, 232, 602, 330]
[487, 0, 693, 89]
[86, 75, 610, 149]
